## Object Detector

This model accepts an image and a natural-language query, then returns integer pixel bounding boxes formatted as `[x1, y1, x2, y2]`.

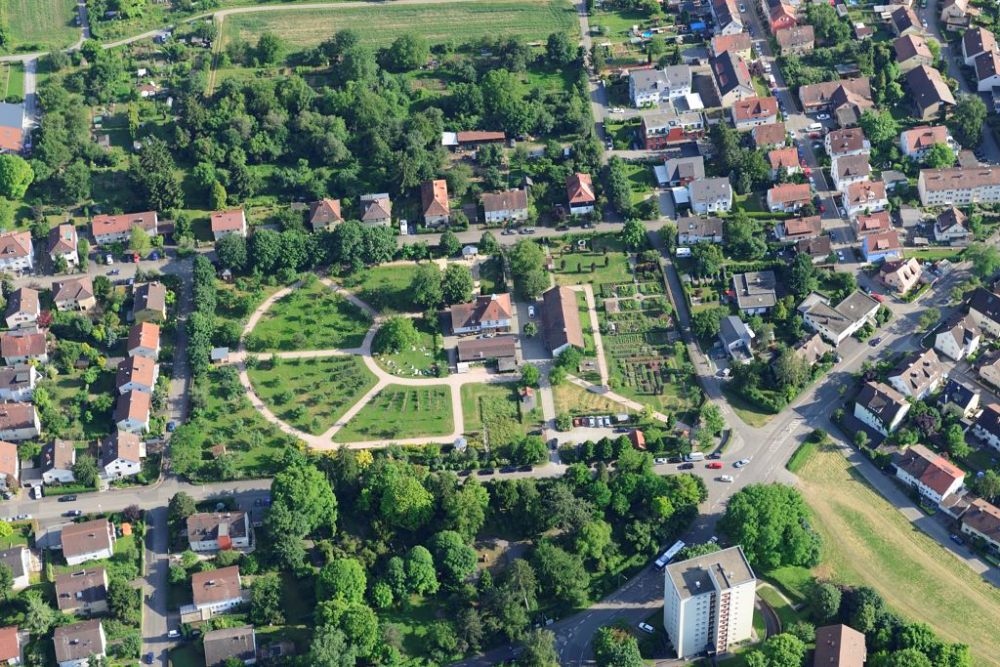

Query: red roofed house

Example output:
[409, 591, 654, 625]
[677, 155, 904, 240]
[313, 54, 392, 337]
[960, 498, 1000, 554]
[767, 147, 800, 180]
[731, 96, 779, 130]
[450, 294, 513, 336]
[0, 103, 25, 154]
[0, 332, 47, 365]
[127, 322, 161, 360]
[845, 180, 888, 218]
[308, 199, 342, 232]
[766, 183, 811, 213]
[0, 441, 18, 493]
[421, 179, 451, 226]
[775, 215, 821, 242]
[114, 390, 151, 434]
[48, 224, 79, 267]
[628, 429, 646, 450]
[566, 173, 596, 215]
[900, 125, 955, 160]
[768, 3, 797, 33]
[853, 210, 891, 237]
[91, 211, 158, 246]
[893, 444, 966, 505]
[210, 209, 248, 242]
[0, 231, 33, 274]
[116, 355, 159, 395]
[360, 194, 393, 227]
[190, 566, 244, 617]
[0, 625, 19, 665]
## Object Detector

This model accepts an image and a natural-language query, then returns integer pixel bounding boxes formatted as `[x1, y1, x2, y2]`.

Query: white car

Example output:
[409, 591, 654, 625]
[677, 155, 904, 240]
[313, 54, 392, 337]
[719, 475, 734, 483]
[527, 305, 536, 318]
[638, 622, 656, 634]
[167, 630, 180, 639]
[734, 458, 751, 468]
[654, 457, 668, 465]
[816, 113, 830, 120]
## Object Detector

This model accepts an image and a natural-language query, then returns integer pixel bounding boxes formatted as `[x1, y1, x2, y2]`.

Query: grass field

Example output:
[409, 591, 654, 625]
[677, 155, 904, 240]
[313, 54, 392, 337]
[460, 382, 535, 446]
[373, 317, 446, 377]
[336, 384, 454, 442]
[222, 0, 577, 51]
[1, 0, 79, 51]
[344, 263, 424, 313]
[0, 62, 24, 98]
[799, 445, 1000, 664]
[553, 382, 634, 417]
[248, 355, 378, 435]
[248, 280, 372, 352]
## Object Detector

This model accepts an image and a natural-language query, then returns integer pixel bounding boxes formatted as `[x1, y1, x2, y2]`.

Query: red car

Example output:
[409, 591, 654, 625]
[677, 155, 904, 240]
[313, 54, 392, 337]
[706, 462, 723, 469]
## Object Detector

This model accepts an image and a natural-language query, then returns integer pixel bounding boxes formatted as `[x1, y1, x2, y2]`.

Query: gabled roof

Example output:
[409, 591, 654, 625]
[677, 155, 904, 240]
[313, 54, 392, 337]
[902, 125, 951, 153]
[752, 122, 787, 148]
[55, 567, 108, 611]
[0, 403, 37, 431]
[969, 287, 1000, 323]
[814, 624, 867, 667]
[775, 25, 813, 49]
[936, 206, 968, 234]
[0, 231, 31, 260]
[541, 286, 585, 351]
[192, 565, 242, 606]
[711, 32, 752, 57]
[114, 390, 151, 423]
[767, 182, 811, 205]
[782, 215, 822, 238]
[52, 277, 95, 304]
[732, 96, 778, 123]
[360, 194, 392, 221]
[768, 147, 799, 170]
[116, 355, 157, 390]
[846, 180, 887, 206]
[906, 65, 956, 110]
[5, 287, 39, 318]
[61, 520, 114, 559]
[210, 209, 246, 233]
[835, 154, 871, 181]
[133, 282, 167, 314]
[975, 403, 1000, 437]
[890, 348, 947, 396]
[101, 430, 144, 467]
[856, 381, 908, 425]
[187, 512, 249, 544]
[43, 439, 75, 472]
[663, 156, 705, 183]
[0, 547, 28, 579]
[421, 179, 450, 218]
[793, 333, 833, 364]
[0, 625, 17, 663]
[128, 321, 161, 353]
[0, 440, 17, 479]
[688, 177, 732, 204]
[712, 51, 753, 97]
[92, 211, 157, 238]
[939, 377, 978, 411]
[48, 224, 78, 255]
[890, 5, 921, 33]
[308, 199, 342, 227]
[796, 235, 831, 259]
[450, 294, 513, 330]
[894, 34, 932, 63]
[677, 216, 724, 239]
[0, 332, 46, 359]
[566, 173, 596, 205]
[53, 620, 105, 665]
[963, 498, 1000, 543]
[481, 189, 528, 213]
[963, 27, 996, 59]
[895, 444, 965, 496]
[826, 128, 868, 156]
[204, 626, 256, 667]
[938, 312, 979, 348]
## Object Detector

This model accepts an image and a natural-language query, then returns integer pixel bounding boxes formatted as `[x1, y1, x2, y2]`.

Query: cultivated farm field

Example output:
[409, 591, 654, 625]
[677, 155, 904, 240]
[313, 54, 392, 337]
[222, 0, 577, 50]
[2, 0, 79, 51]
[799, 445, 1000, 664]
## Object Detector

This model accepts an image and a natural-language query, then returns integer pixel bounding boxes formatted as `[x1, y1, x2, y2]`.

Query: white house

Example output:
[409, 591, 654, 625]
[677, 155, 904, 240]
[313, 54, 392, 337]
[893, 444, 966, 505]
[854, 381, 910, 435]
[91, 211, 158, 246]
[973, 403, 1000, 452]
[968, 287, 1000, 338]
[42, 440, 76, 485]
[127, 322, 161, 360]
[0, 403, 40, 442]
[934, 314, 980, 360]
[449, 294, 513, 335]
[0, 365, 37, 403]
[99, 431, 146, 480]
[114, 391, 151, 433]
[61, 520, 116, 566]
[0, 231, 33, 274]
[800, 291, 880, 346]
[0, 333, 47, 366]
[0, 546, 31, 591]
[48, 224, 79, 267]
[629, 66, 692, 106]
[4, 287, 39, 330]
[187, 512, 253, 552]
[481, 190, 529, 224]
[888, 348, 947, 399]
[210, 209, 248, 241]
[191, 566, 244, 616]
[53, 620, 106, 667]
[688, 178, 733, 214]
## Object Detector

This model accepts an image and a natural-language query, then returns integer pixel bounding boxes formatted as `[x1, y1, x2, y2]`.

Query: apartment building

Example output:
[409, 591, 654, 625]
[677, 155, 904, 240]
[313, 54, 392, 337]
[663, 546, 756, 659]
[918, 167, 1000, 206]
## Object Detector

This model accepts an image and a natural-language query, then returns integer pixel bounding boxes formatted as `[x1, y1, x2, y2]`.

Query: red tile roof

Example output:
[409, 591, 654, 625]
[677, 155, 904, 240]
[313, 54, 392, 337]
[210, 209, 246, 234]
[566, 173, 595, 205]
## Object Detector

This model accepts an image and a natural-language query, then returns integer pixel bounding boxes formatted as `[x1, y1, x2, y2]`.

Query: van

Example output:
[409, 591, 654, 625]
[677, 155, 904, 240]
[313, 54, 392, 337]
[685, 452, 705, 462]
[806, 122, 823, 133]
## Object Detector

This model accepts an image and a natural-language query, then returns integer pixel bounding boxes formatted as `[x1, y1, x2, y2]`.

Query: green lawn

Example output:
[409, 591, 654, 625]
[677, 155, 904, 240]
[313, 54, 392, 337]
[721, 386, 775, 428]
[460, 382, 534, 446]
[622, 161, 657, 203]
[37, 365, 117, 442]
[905, 247, 965, 262]
[335, 384, 454, 443]
[248, 355, 378, 435]
[373, 318, 446, 377]
[552, 236, 633, 287]
[343, 263, 425, 313]
[0, 522, 31, 549]
[786, 440, 817, 473]
[380, 595, 462, 662]
[1, 0, 80, 52]
[222, 0, 577, 50]
[756, 584, 800, 632]
[764, 565, 814, 606]
[0, 63, 24, 98]
[247, 279, 372, 352]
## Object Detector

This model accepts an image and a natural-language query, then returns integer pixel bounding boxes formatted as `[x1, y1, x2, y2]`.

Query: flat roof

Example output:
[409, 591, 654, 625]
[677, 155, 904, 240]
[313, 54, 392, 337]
[667, 545, 755, 599]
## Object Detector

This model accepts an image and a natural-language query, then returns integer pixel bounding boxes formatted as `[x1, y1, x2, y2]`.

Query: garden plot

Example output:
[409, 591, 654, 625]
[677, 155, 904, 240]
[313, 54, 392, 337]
[336, 385, 454, 442]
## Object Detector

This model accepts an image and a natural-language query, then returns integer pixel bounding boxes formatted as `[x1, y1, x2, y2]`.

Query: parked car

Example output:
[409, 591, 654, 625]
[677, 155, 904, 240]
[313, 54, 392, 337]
[950, 534, 964, 545]
[477, 468, 495, 476]
[718, 475, 734, 483]
[63, 510, 82, 517]
[527, 305, 536, 318]
[869, 337, 882, 347]
[166, 421, 177, 432]
[816, 113, 830, 120]
[734, 458, 751, 468]
[58, 495, 77, 502]
[167, 630, 180, 639]
[638, 622, 656, 634]
[707, 462, 723, 469]
[654, 457, 668, 465]
[679, 462, 695, 470]
[145, 652, 154, 664]
[709, 452, 722, 459]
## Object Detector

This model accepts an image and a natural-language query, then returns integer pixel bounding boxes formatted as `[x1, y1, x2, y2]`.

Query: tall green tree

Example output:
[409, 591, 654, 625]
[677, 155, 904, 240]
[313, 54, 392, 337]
[411, 264, 444, 309]
[131, 137, 184, 211]
[318, 558, 367, 603]
[0, 154, 34, 199]
[949, 95, 987, 148]
[719, 484, 821, 569]
[441, 264, 474, 304]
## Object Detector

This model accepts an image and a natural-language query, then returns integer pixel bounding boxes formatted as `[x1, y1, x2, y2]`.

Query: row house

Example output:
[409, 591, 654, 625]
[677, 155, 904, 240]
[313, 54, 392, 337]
[893, 444, 966, 505]
[918, 167, 1000, 206]
[91, 211, 157, 246]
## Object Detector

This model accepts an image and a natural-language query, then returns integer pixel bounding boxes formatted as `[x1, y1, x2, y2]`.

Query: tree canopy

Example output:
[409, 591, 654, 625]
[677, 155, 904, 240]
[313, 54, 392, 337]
[719, 484, 821, 569]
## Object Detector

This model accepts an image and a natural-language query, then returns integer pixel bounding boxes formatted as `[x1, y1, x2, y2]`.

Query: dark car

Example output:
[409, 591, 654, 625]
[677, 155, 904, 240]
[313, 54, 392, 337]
[667, 456, 682, 464]
[709, 452, 722, 459]
[58, 495, 77, 502]
[500, 465, 516, 474]
[477, 468, 495, 476]
[517, 465, 533, 472]
[869, 337, 882, 347]
[678, 462, 695, 470]
[950, 534, 964, 546]
[145, 652, 154, 664]
[63, 509, 82, 518]
[457, 469, 471, 477]
[166, 420, 177, 432]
